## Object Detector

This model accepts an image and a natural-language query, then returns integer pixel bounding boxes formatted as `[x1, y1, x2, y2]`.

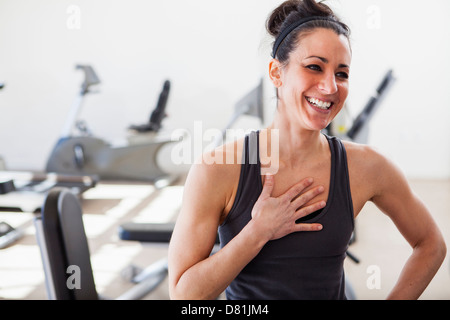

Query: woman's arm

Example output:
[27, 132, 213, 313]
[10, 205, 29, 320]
[367, 148, 446, 299]
[168, 159, 262, 300]
[168, 154, 325, 300]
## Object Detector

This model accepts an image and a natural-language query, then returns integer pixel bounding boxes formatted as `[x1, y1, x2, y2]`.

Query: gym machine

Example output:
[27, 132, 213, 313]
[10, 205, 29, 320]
[0, 80, 96, 213]
[34, 187, 169, 300]
[1, 78, 96, 212]
[46, 65, 177, 185]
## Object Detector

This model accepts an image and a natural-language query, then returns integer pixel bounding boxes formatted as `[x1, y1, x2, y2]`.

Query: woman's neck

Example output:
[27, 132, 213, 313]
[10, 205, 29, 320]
[266, 110, 327, 169]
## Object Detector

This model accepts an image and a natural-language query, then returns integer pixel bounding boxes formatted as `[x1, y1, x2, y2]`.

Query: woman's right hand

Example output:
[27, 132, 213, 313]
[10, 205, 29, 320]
[251, 174, 325, 242]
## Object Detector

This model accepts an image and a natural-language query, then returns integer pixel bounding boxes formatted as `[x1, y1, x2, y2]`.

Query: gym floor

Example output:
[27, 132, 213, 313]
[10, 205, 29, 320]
[0, 176, 449, 300]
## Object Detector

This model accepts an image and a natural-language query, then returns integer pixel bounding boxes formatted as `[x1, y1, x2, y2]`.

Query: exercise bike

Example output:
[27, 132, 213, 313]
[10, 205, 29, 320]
[46, 65, 177, 185]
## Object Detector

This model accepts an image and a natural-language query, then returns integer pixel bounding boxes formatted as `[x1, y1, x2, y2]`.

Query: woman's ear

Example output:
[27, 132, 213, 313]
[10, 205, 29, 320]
[269, 59, 283, 88]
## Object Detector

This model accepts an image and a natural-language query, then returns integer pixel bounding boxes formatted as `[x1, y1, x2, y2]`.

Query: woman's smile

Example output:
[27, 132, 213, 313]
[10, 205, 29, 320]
[305, 95, 334, 114]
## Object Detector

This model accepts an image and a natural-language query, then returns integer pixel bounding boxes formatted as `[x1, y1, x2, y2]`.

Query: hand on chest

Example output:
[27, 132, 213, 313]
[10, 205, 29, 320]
[264, 159, 332, 207]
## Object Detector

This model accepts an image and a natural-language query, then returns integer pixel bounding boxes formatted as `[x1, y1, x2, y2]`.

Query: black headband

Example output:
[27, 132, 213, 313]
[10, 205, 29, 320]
[271, 16, 335, 58]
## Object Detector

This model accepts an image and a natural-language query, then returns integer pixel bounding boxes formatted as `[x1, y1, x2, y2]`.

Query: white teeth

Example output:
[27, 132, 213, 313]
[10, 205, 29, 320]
[306, 97, 331, 109]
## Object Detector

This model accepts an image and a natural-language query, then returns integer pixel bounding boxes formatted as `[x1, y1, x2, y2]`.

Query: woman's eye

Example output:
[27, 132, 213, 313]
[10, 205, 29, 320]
[336, 72, 349, 79]
[306, 64, 322, 71]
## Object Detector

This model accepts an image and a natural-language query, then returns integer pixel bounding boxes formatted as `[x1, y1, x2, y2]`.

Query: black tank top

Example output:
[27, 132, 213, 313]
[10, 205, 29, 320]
[218, 131, 354, 300]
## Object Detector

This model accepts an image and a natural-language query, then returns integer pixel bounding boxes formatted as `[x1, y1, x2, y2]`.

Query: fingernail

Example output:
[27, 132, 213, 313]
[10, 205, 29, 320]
[307, 178, 313, 183]
[317, 225, 323, 230]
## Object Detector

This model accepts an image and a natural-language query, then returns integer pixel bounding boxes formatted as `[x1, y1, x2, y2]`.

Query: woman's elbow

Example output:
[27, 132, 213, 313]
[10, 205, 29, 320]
[423, 230, 447, 266]
[168, 273, 201, 300]
[169, 280, 188, 300]
[436, 236, 447, 264]
[168, 275, 188, 300]
[169, 285, 184, 300]
[169, 282, 207, 300]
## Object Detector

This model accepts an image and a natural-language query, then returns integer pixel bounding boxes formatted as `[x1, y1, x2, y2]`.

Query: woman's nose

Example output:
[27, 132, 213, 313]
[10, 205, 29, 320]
[318, 73, 338, 94]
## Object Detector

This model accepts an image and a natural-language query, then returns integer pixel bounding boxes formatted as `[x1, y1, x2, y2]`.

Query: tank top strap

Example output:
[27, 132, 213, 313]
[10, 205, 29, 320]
[219, 131, 262, 228]
[324, 134, 355, 228]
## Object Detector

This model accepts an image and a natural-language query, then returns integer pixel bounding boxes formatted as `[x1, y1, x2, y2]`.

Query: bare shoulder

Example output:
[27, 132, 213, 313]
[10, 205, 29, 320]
[182, 137, 245, 221]
[342, 139, 394, 177]
[342, 139, 383, 162]
[341, 139, 406, 214]
[189, 137, 245, 190]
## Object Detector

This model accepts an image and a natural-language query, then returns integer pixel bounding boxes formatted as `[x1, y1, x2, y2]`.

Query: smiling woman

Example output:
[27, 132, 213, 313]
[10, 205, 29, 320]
[168, 0, 446, 300]
[269, 27, 351, 130]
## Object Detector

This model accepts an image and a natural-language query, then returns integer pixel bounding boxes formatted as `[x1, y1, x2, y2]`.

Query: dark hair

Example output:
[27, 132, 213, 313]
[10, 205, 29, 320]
[266, 0, 350, 63]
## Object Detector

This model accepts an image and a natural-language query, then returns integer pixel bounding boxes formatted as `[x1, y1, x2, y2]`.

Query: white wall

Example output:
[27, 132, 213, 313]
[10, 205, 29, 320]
[0, 0, 449, 179]
[339, 0, 450, 180]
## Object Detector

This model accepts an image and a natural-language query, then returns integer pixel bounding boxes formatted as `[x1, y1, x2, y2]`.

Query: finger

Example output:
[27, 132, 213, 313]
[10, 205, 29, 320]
[291, 185, 325, 209]
[294, 200, 326, 221]
[281, 177, 314, 202]
[260, 173, 275, 199]
[293, 223, 323, 232]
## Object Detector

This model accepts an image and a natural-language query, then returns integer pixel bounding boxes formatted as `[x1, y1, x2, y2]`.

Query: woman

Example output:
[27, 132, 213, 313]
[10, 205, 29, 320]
[168, 0, 446, 300]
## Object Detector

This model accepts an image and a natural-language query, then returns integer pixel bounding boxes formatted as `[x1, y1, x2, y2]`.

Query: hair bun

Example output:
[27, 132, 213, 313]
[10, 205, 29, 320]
[266, 1, 300, 37]
[266, 0, 336, 38]
[266, 0, 349, 61]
